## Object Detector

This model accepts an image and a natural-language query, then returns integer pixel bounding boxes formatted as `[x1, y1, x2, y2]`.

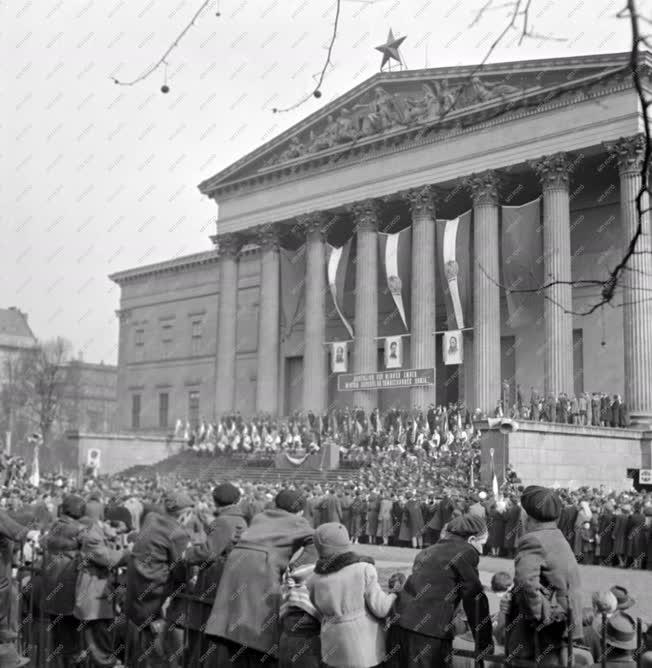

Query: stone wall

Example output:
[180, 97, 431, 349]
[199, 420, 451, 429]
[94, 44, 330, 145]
[68, 431, 185, 476]
[480, 420, 652, 490]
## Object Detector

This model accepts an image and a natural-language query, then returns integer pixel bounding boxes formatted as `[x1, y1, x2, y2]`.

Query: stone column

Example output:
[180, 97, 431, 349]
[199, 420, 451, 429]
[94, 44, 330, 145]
[351, 200, 380, 412]
[255, 226, 280, 414]
[607, 134, 652, 425]
[303, 214, 328, 413]
[532, 153, 574, 396]
[215, 233, 242, 415]
[405, 186, 436, 409]
[466, 171, 501, 415]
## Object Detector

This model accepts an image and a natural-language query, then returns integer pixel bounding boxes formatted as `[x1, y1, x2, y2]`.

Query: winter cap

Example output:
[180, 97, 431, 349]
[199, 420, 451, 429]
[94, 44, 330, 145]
[163, 491, 194, 513]
[446, 514, 487, 538]
[61, 494, 86, 520]
[212, 483, 240, 507]
[275, 489, 306, 513]
[314, 522, 350, 558]
[521, 485, 562, 522]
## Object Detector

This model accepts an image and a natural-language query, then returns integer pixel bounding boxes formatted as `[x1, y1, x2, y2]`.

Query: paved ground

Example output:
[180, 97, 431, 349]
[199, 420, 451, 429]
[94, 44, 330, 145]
[352, 543, 652, 622]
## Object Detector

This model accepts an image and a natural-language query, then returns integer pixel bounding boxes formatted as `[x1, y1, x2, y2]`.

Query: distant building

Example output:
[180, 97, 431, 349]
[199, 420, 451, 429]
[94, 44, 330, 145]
[0, 307, 37, 379]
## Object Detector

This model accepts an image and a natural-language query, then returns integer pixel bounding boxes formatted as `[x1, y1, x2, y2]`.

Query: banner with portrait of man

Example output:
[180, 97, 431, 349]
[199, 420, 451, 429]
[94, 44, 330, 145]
[331, 342, 348, 373]
[384, 335, 403, 369]
[443, 330, 463, 366]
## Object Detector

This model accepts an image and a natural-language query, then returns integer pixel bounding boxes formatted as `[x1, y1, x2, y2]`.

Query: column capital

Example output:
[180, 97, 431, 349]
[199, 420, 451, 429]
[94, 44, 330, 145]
[403, 185, 436, 216]
[253, 224, 280, 252]
[215, 233, 243, 258]
[464, 170, 500, 206]
[604, 134, 647, 176]
[531, 152, 574, 190]
[348, 199, 381, 231]
[296, 211, 329, 238]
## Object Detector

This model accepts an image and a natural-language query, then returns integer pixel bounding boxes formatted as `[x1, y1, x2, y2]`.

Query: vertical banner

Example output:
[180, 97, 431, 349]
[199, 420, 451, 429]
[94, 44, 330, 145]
[436, 212, 472, 330]
[327, 239, 354, 338]
[280, 245, 306, 341]
[384, 335, 403, 369]
[501, 197, 544, 328]
[331, 341, 348, 373]
[378, 227, 412, 331]
[443, 330, 463, 366]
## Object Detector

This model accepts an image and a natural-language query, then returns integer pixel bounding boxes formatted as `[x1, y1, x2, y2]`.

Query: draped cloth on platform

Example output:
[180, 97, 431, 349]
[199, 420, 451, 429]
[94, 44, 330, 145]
[280, 245, 306, 341]
[501, 197, 544, 328]
[378, 227, 412, 331]
[436, 212, 472, 330]
[326, 238, 354, 338]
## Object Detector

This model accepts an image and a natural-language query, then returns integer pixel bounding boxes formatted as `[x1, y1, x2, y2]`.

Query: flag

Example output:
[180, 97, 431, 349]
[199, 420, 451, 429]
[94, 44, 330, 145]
[326, 238, 354, 338]
[174, 419, 183, 437]
[501, 197, 544, 328]
[378, 226, 412, 331]
[437, 212, 472, 330]
[490, 452, 500, 498]
[280, 245, 307, 341]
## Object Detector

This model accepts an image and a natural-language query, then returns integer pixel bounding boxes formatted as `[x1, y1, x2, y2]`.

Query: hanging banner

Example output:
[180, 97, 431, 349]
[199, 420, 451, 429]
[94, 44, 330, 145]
[437, 212, 471, 330]
[327, 239, 354, 338]
[331, 341, 348, 373]
[378, 227, 411, 331]
[384, 335, 403, 369]
[501, 197, 544, 328]
[280, 245, 306, 341]
[338, 367, 434, 391]
[443, 330, 463, 366]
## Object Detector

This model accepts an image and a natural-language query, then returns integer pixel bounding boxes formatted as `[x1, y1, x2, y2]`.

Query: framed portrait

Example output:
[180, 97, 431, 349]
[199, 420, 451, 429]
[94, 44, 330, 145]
[331, 342, 348, 373]
[443, 330, 463, 366]
[385, 335, 403, 369]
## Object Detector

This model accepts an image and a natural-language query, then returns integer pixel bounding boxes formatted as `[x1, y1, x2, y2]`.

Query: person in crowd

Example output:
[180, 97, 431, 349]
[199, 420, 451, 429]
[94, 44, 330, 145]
[125, 491, 194, 668]
[486, 497, 506, 557]
[599, 612, 639, 667]
[386, 514, 493, 667]
[583, 590, 619, 662]
[42, 493, 87, 668]
[626, 501, 647, 569]
[503, 485, 584, 666]
[597, 499, 616, 566]
[579, 517, 596, 565]
[404, 491, 424, 549]
[350, 490, 366, 544]
[321, 488, 343, 524]
[574, 499, 594, 561]
[340, 488, 353, 536]
[279, 545, 321, 668]
[377, 490, 393, 546]
[613, 504, 630, 568]
[309, 522, 395, 668]
[205, 489, 315, 667]
[502, 494, 523, 559]
[74, 496, 129, 667]
[366, 488, 380, 545]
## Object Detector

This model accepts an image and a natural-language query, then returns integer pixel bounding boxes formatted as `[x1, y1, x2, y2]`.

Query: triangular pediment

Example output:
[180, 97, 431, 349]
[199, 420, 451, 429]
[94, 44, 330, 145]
[198, 52, 636, 196]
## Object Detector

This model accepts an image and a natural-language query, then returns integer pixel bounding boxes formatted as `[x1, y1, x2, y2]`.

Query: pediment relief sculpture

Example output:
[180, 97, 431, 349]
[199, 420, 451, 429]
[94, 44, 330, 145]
[265, 77, 526, 167]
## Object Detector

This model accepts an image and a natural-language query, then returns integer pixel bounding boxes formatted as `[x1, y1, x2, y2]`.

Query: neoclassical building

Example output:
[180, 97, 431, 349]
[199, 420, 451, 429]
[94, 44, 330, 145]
[112, 51, 652, 431]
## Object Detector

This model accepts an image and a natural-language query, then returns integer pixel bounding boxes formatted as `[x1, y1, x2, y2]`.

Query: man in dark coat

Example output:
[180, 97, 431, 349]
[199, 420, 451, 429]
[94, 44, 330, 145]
[205, 489, 315, 667]
[42, 494, 87, 668]
[557, 498, 578, 551]
[597, 501, 616, 566]
[125, 491, 193, 668]
[387, 514, 493, 667]
[426, 404, 436, 435]
[505, 485, 584, 665]
[320, 488, 342, 524]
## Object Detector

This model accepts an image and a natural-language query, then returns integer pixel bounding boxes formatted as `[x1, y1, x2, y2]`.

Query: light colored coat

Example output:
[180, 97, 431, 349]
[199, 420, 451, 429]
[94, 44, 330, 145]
[310, 561, 395, 668]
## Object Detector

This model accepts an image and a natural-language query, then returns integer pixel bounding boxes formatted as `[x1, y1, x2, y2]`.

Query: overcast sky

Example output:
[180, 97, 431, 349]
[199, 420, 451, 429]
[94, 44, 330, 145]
[2, 0, 631, 364]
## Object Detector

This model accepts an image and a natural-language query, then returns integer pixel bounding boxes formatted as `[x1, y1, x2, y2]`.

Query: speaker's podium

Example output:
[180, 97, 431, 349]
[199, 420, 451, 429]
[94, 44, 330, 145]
[274, 440, 340, 471]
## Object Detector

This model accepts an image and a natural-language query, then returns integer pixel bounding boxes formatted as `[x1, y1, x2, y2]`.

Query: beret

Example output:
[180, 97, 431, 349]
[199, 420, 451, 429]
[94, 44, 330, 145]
[275, 489, 306, 513]
[521, 485, 561, 522]
[212, 483, 240, 507]
[61, 494, 86, 520]
[446, 513, 487, 538]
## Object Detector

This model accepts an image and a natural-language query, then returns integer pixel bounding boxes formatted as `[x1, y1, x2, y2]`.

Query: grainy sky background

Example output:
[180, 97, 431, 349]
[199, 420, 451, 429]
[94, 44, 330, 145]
[2, 0, 630, 364]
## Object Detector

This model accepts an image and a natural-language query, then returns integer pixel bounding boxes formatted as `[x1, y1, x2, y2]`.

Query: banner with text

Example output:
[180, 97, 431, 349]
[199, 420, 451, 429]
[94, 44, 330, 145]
[337, 367, 434, 392]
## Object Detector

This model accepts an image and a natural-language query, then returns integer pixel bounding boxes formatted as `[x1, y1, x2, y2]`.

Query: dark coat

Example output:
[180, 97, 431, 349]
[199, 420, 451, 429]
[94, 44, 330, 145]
[597, 509, 615, 561]
[321, 494, 342, 524]
[0, 509, 28, 627]
[487, 505, 506, 550]
[625, 512, 647, 561]
[125, 512, 191, 626]
[557, 505, 578, 549]
[613, 514, 629, 556]
[427, 496, 453, 531]
[404, 499, 424, 538]
[393, 535, 493, 654]
[503, 503, 523, 550]
[42, 515, 84, 616]
[507, 523, 584, 661]
[366, 494, 380, 538]
[74, 521, 127, 620]
[205, 508, 314, 657]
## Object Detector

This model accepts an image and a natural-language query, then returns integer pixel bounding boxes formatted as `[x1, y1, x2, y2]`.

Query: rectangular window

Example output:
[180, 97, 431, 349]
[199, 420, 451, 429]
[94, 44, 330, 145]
[188, 390, 200, 429]
[87, 409, 101, 432]
[191, 319, 203, 355]
[131, 394, 141, 429]
[134, 328, 144, 347]
[161, 324, 173, 358]
[158, 392, 169, 429]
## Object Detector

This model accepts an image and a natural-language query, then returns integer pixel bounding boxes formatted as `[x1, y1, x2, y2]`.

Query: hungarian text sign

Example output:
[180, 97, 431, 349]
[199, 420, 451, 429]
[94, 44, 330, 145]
[337, 367, 435, 391]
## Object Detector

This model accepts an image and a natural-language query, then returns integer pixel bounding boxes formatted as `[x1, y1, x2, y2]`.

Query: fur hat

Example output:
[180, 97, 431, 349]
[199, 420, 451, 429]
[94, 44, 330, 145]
[61, 494, 86, 520]
[521, 485, 561, 522]
[212, 483, 240, 507]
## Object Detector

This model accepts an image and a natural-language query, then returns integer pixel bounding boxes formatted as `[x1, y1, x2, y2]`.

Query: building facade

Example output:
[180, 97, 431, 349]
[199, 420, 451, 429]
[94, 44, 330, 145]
[112, 52, 652, 430]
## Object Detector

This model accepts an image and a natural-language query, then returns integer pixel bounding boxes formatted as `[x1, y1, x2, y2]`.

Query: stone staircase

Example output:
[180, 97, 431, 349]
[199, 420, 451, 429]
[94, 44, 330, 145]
[119, 450, 359, 486]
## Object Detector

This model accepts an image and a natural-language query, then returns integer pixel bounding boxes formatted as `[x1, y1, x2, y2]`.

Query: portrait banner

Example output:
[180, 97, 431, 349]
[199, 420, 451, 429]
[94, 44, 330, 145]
[378, 227, 412, 331]
[331, 341, 348, 373]
[384, 335, 403, 369]
[443, 329, 463, 366]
